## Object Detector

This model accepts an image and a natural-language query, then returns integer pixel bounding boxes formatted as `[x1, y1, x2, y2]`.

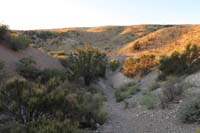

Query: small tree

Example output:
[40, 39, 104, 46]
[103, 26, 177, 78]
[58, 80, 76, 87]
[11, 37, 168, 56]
[67, 45, 107, 86]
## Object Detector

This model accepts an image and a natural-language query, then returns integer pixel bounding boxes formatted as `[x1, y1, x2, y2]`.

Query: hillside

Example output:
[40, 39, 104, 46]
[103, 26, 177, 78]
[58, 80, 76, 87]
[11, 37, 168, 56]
[119, 25, 200, 56]
[19, 25, 167, 54]
[18, 24, 200, 57]
[0, 44, 63, 76]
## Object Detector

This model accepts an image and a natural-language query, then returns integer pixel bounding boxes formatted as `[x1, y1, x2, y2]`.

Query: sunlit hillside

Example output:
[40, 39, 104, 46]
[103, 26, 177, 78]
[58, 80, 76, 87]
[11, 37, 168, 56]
[119, 25, 200, 56]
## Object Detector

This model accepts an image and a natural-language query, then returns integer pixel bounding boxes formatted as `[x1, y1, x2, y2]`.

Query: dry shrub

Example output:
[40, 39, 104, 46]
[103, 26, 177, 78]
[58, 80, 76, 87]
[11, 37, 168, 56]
[123, 54, 158, 77]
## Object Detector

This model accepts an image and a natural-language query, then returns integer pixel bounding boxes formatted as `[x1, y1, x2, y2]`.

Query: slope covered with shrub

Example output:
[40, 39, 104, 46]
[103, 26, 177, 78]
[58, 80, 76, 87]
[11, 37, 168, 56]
[20, 25, 167, 54]
[0, 55, 107, 132]
[0, 24, 30, 51]
[119, 25, 200, 56]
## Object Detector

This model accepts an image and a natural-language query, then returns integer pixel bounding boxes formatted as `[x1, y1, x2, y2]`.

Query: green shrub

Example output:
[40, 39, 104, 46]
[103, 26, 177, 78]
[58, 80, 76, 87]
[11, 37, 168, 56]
[109, 59, 120, 71]
[17, 57, 41, 81]
[17, 57, 67, 84]
[0, 79, 107, 132]
[8, 34, 30, 51]
[28, 118, 80, 133]
[39, 68, 67, 84]
[0, 24, 9, 41]
[36, 31, 58, 40]
[141, 93, 159, 109]
[159, 44, 200, 76]
[178, 96, 200, 123]
[66, 45, 107, 86]
[115, 83, 140, 102]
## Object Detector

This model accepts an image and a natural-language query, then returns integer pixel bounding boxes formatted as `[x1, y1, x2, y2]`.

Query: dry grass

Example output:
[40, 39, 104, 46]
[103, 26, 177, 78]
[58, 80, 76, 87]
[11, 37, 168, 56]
[119, 25, 200, 56]
[20, 25, 166, 54]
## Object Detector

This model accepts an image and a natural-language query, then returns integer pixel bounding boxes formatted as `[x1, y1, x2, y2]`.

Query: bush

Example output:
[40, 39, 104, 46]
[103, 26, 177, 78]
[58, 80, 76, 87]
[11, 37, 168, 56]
[36, 31, 58, 40]
[109, 59, 120, 71]
[0, 79, 79, 132]
[8, 34, 30, 51]
[17, 57, 67, 84]
[0, 79, 107, 132]
[178, 96, 200, 123]
[17, 57, 41, 81]
[28, 118, 80, 133]
[159, 79, 183, 108]
[0, 24, 29, 51]
[66, 45, 107, 86]
[115, 83, 140, 102]
[0, 61, 4, 84]
[0, 24, 9, 41]
[159, 44, 200, 76]
[39, 68, 67, 84]
[133, 41, 141, 51]
[141, 93, 159, 109]
[123, 54, 157, 77]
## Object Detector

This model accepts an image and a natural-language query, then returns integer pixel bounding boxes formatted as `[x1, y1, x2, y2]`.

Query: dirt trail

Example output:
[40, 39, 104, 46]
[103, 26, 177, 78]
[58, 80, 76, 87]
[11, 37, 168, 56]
[97, 78, 135, 133]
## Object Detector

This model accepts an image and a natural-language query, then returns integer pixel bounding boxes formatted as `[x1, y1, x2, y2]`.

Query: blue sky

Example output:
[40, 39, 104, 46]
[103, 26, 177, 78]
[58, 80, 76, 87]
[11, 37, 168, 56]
[0, 0, 199, 30]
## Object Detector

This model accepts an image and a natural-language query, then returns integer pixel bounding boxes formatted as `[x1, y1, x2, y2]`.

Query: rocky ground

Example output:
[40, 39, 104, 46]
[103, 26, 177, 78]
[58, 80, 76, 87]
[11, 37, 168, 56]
[96, 70, 200, 133]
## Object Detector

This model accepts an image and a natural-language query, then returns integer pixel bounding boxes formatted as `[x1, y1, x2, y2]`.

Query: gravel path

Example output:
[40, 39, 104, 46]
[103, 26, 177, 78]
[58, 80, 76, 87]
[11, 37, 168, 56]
[97, 77, 200, 133]
[96, 56, 200, 133]
[97, 79, 135, 133]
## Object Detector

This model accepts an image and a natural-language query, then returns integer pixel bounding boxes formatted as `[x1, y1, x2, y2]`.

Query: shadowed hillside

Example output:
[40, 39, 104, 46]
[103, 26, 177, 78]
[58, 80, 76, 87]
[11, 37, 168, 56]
[19, 25, 168, 54]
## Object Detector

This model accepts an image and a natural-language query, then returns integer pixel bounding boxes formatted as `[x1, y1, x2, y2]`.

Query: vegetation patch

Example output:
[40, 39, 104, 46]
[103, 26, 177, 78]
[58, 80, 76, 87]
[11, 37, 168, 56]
[17, 57, 67, 84]
[141, 93, 159, 109]
[0, 24, 30, 51]
[109, 59, 120, 71]
[159, 79, 184, 109]
[178, 96, 200, 124]
[65, 45, 107, 86]
[159, 44, 200, 78]
[123, 54, 158, 77]
[115, 83, 140, 102]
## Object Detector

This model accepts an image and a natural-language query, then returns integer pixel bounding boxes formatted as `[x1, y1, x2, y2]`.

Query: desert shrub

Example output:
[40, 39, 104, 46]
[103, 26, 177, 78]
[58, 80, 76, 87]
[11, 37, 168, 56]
[109, 59, 120, 71]
[115, 83, 140, 102]
[39, 68, 67, 84]
[8, 34, 30, 51]
[17, 57, 41, 81]
[141, 93, 159, 109]
[17, 57, 67, 84]
[133, 41, 141, 50]
[28, 118, 80, 133]
[159, 44, 200, 76]
[77, 92, 107, 128]
[0, 115, 80, 133]
[0, 24, 29, 51]
[159, 79, 183, 109]
[149, 82, 160, 91]
[0, 24, 9, 41]
[178, 96, 200, 123]
[66, 45, 107, 85]
[36, 31, 58, 40]
[0, 61, 4, 84]
[0, 79, 79, 132]
[0, 79, 107, 132]
[123, 54, 157, 77]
